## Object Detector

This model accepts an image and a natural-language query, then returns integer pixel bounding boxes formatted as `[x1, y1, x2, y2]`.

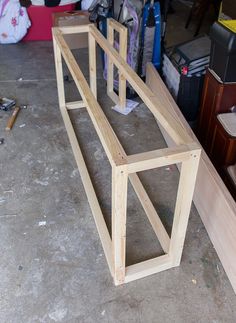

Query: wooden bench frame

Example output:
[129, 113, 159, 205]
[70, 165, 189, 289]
[52, 19, 201, 285]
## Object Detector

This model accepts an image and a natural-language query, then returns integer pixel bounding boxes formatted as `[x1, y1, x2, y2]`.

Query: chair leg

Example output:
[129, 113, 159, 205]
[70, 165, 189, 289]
[185, 1, 197, 29]
[194, 1, 210, 36]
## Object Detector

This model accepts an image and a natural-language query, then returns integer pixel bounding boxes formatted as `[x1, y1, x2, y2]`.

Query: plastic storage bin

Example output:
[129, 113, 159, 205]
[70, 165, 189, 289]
[163, 36, 211, 122]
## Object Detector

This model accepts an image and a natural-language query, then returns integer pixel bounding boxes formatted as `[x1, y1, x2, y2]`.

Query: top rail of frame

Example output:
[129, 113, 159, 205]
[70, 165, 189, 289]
[53, 28, 127, 167]
[108, 19, 127, 33]
[57, 24, 91, 34]
[53, 23, 200, 168]
[89, 23, 194, 146]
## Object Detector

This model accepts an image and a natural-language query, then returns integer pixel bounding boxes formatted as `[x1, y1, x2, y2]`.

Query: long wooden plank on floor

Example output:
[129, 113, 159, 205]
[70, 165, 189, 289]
[146, 62, 236, 293]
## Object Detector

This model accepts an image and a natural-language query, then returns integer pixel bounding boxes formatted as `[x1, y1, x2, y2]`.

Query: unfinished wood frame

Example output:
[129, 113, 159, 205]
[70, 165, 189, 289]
[52, 19, 201, 285]
[107, 19, 127, 109]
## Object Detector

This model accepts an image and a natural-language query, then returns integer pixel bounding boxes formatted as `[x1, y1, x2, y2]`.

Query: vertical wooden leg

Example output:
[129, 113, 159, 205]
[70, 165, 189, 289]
[89, 33, 97, 99]
[112, 165, 128, 285]
[169, 151, 201, 266]
[53, 35, 66, 110]
[119, 28, 127, 110]
[107, 24, 114, 96]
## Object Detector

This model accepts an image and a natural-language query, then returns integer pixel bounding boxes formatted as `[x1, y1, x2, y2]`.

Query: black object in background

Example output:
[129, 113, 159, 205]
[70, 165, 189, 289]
[210, 22, 236, 83]
[177, 75, 204, 121]
[75, 1, 81, 10]
[163, 36, 211, 122]
[45, 0, 61, 7]
[19, 0, 32, 7]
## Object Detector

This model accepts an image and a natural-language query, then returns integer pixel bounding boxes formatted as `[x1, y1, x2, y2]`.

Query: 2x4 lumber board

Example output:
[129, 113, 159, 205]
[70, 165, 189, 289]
[61, 108, 113, 275]
[125, 254, 172, 283]
[88, 32, 97, 98]
[89, 25, 192, 146]
[53, 29, 127, 167]
[146, 62, 236, 293]
[108, 19, 128, 109]
[56, 25, 90, 34]
[108, 18, 127, 34]
[53, 36, 113, 275]
[169, 154, 201, 266]
[112, 166, 128, 285]
[127, 144, 200, 173]
[53, 36, 66, 109]
[107, 22, 114, 96]
[129, 173, 170, 253]
[66, 101, 86, 110]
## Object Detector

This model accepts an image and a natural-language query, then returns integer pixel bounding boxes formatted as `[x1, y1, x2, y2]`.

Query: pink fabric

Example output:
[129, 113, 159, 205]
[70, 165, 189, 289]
[23, 4, 76, 41]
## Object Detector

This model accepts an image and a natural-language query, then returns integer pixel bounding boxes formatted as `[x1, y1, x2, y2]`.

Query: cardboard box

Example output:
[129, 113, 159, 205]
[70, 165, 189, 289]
[52, 11, 91, 49]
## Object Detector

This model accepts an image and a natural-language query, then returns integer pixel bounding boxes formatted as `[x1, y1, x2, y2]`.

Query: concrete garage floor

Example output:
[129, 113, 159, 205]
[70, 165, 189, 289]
[0, 1, 236, 323]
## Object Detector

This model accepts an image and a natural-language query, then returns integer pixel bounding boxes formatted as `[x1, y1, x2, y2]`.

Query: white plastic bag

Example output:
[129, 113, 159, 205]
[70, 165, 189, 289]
[0, 0, 31, 44]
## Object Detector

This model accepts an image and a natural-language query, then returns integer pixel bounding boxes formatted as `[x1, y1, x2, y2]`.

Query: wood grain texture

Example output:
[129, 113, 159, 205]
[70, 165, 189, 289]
[129, 173, 170, 253]
[89, 32, 97, 99]
[53, 34, 113, 275]
[146, 62, 236, 293]
[53, 29, 127, 167]
[66, 101, 86, 110]
[107, 19, 127, 109]
[53, 25, 201, 286]
[112, 166, 128, 285]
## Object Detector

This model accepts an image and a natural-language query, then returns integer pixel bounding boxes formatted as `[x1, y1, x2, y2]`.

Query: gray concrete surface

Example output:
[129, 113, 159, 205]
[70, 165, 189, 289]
[0, 1, 236, 322]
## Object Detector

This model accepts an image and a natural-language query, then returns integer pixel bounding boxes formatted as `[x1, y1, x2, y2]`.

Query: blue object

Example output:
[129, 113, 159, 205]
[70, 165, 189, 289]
[141, 1, 161, 70]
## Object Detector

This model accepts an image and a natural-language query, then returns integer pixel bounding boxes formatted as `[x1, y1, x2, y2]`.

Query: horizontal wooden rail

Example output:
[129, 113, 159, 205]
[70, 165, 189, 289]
[56, 25, 91, 35]
[108, 19, 127, 33]
[127, 143, 200, 173]
[66, 100, 86, 110]
[125, 254, 172, 283]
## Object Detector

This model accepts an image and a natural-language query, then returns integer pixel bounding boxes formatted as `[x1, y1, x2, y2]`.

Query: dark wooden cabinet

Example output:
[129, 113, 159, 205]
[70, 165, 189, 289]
[197, 69, 236, 153]
[197, 69, 236, 199]
[211, 117, 236, 172]
[211, 117, 236, 199]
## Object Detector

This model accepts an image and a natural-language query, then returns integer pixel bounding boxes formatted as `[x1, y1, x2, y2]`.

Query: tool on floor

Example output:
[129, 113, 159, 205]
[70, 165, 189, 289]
[0, 97, 16, 111]
[0, 138, 4, 145]
[5, 106, 20, 131]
